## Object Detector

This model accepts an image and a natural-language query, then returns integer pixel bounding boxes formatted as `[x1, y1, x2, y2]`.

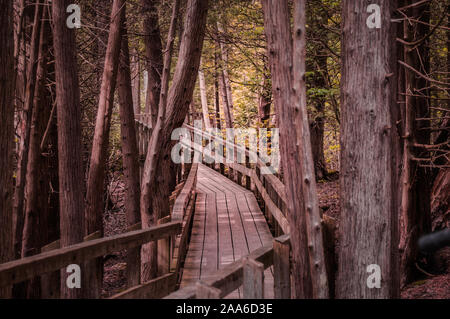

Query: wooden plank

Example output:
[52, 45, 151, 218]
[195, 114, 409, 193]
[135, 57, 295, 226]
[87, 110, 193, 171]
[110, 273, 177, 299]
[243, 257, 264, 299]
[165, 242, 274, 299]
[234, 193, 263, 252]
[226, 194, 251, 259]
[273, 234, 291, 299]
[200, 193, 218, 281]
[39, 230, 102, 298]
[0, 221, 182, 287]
[158, 217, 172, 276]
[196, 281, 221, 299]
[174, 193, 196, 275]
[216, 192, 234, 269]
[180, 194, 206, 287]
[164, 285, 196, 299]
[245, 193, 273, 246]
[251, 171, 290, 234]
[173, 164, 198, 222]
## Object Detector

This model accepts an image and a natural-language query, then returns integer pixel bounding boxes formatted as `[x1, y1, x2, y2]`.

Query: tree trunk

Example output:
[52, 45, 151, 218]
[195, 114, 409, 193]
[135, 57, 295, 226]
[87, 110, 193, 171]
[142, 0, 163, 128]
[131, 49, 141, 115]
[214, 50, 221, 130]
[257, 75, 271, 123]
[13, 0, 43, 259]
[219, 69, 233, 128]
[199, 60, 212, 129]
[84, 0, 124, 298]
[52, 0, 86, 299]
[262, 0, 329, 298]
[0, 0, 16, 299]
[20, 9, 50, 298]
[140, 0, 181, 281]
[140, 0, 208, 282]
[292, 0, 329, 298]
[337, 0, 400, 298]
[399, 2, 432, 287]
[217, 21, 234, 123]
[117, 5, 142, 288]
[306, 2, 328, 180]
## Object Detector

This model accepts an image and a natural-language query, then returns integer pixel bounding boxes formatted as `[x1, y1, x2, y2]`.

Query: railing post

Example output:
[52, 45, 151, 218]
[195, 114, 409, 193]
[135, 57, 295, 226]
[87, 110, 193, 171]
[196, 281, 221, 299]
[237, 148, 243, 186]
[220, 142, 225, 175]
[273, 235, 291, 299]
[158, 216, 172, 276]
[243, 257, 264, 299]
[245, 153, 251, 190]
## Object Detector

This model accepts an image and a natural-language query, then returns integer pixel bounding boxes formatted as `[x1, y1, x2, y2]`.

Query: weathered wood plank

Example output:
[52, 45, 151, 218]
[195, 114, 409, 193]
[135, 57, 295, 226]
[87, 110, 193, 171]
[0, 222, 182, 287]
[196, 281, 221, 299]
[251, 171, 290, 234]
[110, 273, 176, 299]
[200, 193, 218, 280]
[243, 257, 264, 299]
[273, 234, 291, 299]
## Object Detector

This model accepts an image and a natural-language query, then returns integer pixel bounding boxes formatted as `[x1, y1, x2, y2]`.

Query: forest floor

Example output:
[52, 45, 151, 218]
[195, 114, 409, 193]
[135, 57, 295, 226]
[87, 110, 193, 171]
[100, 176, 450, 299]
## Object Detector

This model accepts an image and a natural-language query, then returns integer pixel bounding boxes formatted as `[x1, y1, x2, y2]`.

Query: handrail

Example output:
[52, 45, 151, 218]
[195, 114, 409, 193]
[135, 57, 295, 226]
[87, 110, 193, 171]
[171, 164, 198, 279]
[0, 221, 182, 288]
[165, 234, 291, 299]
[181, 124, 289, 234]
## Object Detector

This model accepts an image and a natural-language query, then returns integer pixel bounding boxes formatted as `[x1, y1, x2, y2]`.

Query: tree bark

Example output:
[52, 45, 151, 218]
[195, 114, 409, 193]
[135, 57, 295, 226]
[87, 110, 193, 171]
[84, 0, 124, 298]
[198, 60, 212, 129]
[0, 0, 16, 299]
[217, 21, 234, 123]
[399, 2, 432, 287]
[20, 9, 50, 298]
[117, 5, 142, 288]
[140, 0, 181, 281]
[52, 0, 86, 299]
[142, 0, 163, 127]
[13, 0, 43, 259]
[337, 0, 400, 298]
[131, 49, 141, 115]
[262, 0, 329, 298]
[140, 0, 208, 282]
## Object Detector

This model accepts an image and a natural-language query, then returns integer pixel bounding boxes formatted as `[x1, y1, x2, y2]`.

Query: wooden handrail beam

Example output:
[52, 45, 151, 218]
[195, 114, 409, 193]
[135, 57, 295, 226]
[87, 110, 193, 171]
[0, 221, 182, 287]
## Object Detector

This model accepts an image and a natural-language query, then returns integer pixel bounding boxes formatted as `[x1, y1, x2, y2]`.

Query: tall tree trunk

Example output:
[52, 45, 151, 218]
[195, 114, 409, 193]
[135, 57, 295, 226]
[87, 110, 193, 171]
[52, 0, 86, 299]
[142, 0, 163, 127]
[337, 0, 400, 298]
[399, 2, 432, 286]
[140, 0, 181, 281]
[13, 0, 43, 259]
[198, 60, 212, 129]
[21, 9, 50, 298]
[262, 0, 329, 298]
[140, 0, 208, 282]
[214, 50, 221, 130]
[117, 5, 142, 288]
[84, 0, 124, 298]
[306, 1, 328, 181]
[0, 0, 16, 299]
[217, 21, 234, 123]
[257, 75, 271, 124]
[131, 49, 141, 115]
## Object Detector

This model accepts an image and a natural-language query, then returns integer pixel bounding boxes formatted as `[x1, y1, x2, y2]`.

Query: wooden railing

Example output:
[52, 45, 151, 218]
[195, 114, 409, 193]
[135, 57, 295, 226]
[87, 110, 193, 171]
[0, 222, 181, 290]
[181, 124, 290, 235]
[107, 163, 198, 299]
[0, 117, 199, 299]
[165, 234, 291, 299]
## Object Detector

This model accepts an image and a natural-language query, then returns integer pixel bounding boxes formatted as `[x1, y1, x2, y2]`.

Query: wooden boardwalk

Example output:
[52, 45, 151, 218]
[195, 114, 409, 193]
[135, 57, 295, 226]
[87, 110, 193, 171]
[180, 164, 274, 298]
